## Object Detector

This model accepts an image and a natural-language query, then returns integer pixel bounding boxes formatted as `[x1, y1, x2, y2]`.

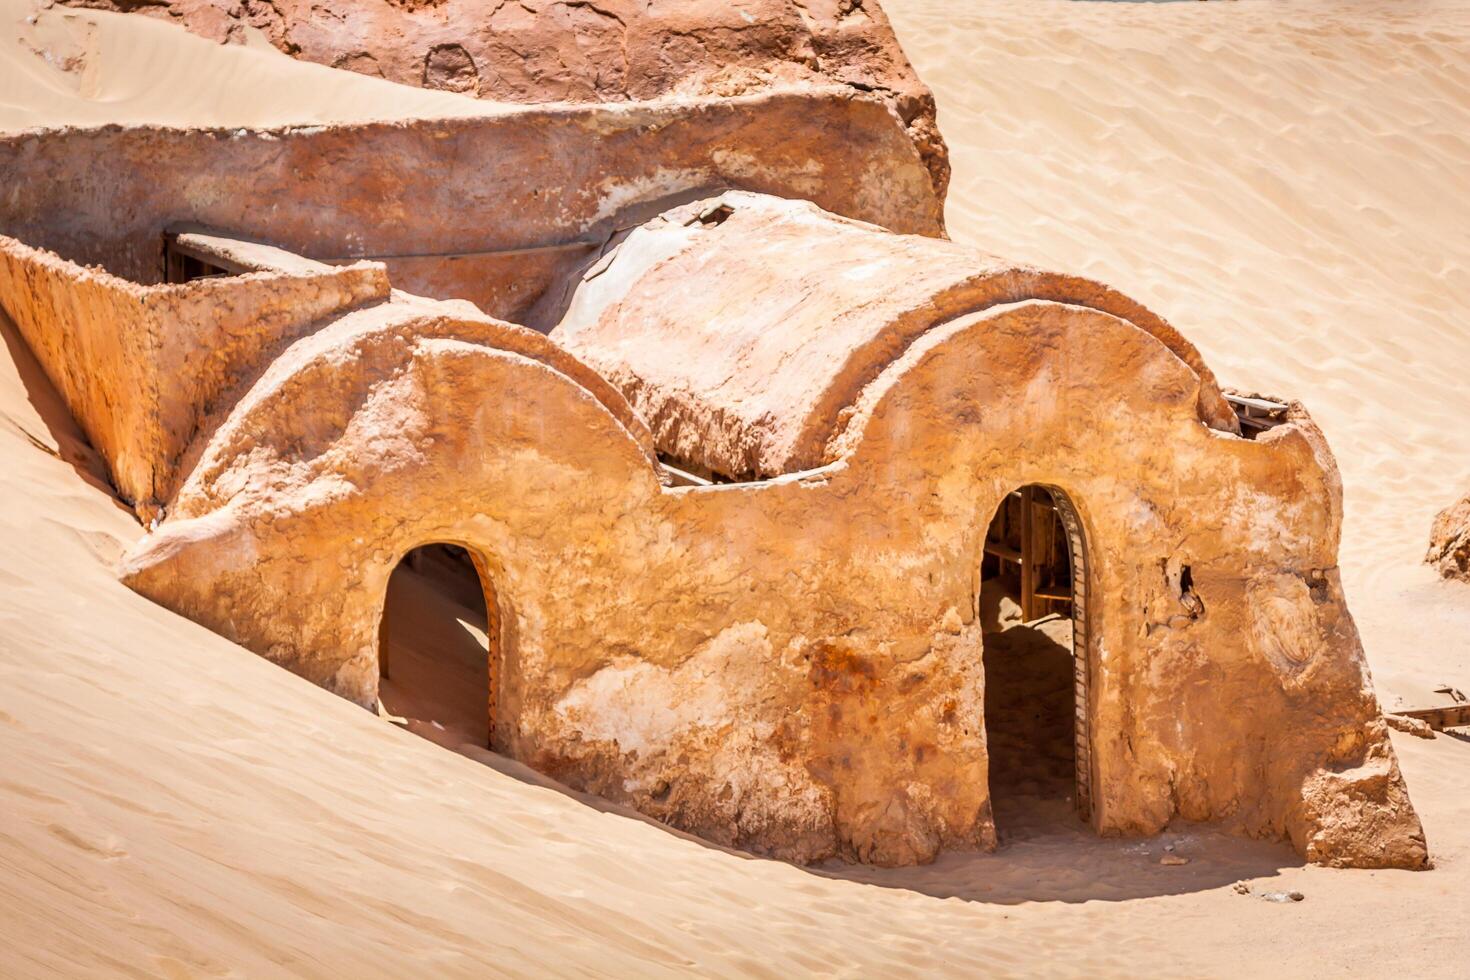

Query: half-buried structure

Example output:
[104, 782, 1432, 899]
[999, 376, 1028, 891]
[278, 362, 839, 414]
[0, 9, 1428, 870]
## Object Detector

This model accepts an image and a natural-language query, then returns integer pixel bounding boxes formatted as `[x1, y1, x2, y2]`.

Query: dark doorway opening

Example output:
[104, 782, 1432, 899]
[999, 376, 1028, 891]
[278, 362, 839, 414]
[378, 543, 496, 750]
[980, 485, 1085, 842]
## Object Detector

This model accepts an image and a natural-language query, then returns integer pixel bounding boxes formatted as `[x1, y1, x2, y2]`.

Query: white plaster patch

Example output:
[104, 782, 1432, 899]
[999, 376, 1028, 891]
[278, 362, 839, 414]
[1227, 486, 1301, 554]
[1247, 574, 1322, 676]
[590, 168, 696, 225]
[711, 148, 822, 196]
[554, 621, 773, 755]
[842, 260, 889, 282]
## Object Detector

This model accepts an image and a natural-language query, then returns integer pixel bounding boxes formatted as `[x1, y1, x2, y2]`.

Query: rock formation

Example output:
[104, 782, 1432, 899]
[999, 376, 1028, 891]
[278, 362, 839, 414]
[1428, 491, 1470, 581]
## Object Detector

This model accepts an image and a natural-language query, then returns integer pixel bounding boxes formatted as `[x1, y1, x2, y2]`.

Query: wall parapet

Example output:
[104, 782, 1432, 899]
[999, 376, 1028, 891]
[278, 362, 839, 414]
[0, 233, 389, 515]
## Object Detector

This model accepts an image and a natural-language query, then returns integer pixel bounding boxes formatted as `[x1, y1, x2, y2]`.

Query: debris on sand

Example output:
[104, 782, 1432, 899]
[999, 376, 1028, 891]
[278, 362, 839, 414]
[1260, 890, 1306, 904]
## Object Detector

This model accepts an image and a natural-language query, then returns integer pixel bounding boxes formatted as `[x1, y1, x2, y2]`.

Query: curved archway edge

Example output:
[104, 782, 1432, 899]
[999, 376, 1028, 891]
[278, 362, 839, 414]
[120, 294, 1427, 870]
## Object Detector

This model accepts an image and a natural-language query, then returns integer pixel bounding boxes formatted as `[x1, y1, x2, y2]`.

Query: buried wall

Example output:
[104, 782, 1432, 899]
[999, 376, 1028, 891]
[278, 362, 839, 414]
[1427, 490, 1470, 582]
[0, 234, 388, 512]
[0, 90, 941, 323]
[119, 262, 1427, 868]
[54, 0, 950, 204]
[0, 90, 936, 512]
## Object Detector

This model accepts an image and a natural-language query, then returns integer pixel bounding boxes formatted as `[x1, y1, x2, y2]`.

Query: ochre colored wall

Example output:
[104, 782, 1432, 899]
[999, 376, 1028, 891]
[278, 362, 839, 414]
[120, 297, 1426, 871]
[0, 91, 941, 322]
[0, 234, 388, 511]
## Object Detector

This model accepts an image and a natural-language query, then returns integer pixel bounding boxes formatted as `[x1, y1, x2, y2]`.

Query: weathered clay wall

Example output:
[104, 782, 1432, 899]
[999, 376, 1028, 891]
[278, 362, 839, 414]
[1428, 491, 1470, 581]
[0, 234, 387, 511]
[119, 265, 1427, 870]
[554, 193, 1239, 481]
[165, 298, 658, 523]
[56, 0, 949, 202]
[0, 91, 941, 321]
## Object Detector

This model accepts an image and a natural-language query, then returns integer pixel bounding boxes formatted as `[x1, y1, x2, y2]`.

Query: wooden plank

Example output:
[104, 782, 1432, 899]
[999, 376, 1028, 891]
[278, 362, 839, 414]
[1398, 703, 1470, 730]
[1020, 486, 1036, 621]
[983, 541, 1022, 562]
[662, 463, 712, 487]
[168, 236, 257, 276]
[168, 229, 340, 277]
[320, 239, 600, 263]
[167, 226, 599, 276]
[1224, 393, 1289, 413]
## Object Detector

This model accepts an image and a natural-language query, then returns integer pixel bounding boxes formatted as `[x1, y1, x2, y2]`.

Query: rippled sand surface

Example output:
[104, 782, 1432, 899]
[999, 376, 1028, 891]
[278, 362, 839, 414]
[2, 1, 1469, 975]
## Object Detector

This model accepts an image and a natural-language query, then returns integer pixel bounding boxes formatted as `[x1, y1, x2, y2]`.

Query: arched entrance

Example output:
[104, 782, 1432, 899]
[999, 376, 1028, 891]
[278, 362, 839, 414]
[979, 485, 1092, 840]
[378, 543, 501, 749]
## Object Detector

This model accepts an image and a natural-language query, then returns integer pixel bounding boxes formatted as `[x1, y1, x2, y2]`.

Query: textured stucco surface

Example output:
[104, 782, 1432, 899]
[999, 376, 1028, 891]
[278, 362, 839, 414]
[55, 0, 950, 203]
[116, 198, 1426, 870]
[0, 233, 387, 511]
[554, 193, 1239, 481]
[0, 90, 940, 321]
[0, 88, 936, 511]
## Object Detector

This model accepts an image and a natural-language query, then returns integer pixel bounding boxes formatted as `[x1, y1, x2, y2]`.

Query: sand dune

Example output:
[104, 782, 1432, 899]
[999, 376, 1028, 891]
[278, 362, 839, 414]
[0, 0, 499, 130]
[882, 0, 1470, 710]
[2, 0, 1470, 976]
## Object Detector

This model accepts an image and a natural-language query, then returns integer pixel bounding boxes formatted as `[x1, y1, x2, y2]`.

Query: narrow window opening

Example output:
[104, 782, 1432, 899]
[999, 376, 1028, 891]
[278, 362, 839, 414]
[378, 543, 495, 749]
[162, 235, 241, 283]
[695, 203, 735, 226]
[1224, 392, 1289, 440]
[980, 485, 1082, 841]
[655, 450, 747, 486]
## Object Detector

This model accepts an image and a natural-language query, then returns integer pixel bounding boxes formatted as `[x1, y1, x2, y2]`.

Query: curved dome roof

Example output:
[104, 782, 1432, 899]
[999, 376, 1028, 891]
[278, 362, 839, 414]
[553, 192, 1237, 480]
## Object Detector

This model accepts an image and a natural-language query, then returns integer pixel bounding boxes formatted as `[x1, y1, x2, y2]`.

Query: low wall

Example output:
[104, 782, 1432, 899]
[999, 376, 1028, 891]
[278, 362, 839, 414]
[0, 89, 943, 322]
[0, 234, 388, 511]
[55, 0, 951, 202]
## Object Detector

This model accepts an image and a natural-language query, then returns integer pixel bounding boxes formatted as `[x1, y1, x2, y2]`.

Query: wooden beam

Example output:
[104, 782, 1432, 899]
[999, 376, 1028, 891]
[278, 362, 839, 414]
[1020, 486, 1036, 621]
[1397, 703, 1470, 731]
[319, 239, 600, 263]
[662, 462, 712, 487]
[983, 542, 1022, 562]
[1224, 393, 1289, 413]
[378, 599, 390, 680]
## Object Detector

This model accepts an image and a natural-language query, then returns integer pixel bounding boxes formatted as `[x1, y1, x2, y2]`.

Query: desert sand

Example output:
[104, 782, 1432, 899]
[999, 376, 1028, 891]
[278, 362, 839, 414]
[0, 0, 501, 130]
[1, 0, 1468, 976]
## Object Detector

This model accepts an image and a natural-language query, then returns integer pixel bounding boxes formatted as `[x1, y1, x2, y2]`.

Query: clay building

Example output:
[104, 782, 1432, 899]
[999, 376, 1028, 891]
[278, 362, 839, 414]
[0, 14, 1427, 870]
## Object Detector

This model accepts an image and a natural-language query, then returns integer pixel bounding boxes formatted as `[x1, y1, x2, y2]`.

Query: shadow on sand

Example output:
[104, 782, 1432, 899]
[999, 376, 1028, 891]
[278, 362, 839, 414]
[405, 721, 1301, 906]
[0, 309, 130, 511]
[806, 808, 1301, 905]
[380, 472, 1302, 907]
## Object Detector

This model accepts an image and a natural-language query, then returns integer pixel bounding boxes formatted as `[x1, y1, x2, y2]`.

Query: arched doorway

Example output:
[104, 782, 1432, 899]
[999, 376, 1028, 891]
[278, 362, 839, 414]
[378, 543, 500, 749]
[979, 485, 1092, 840]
